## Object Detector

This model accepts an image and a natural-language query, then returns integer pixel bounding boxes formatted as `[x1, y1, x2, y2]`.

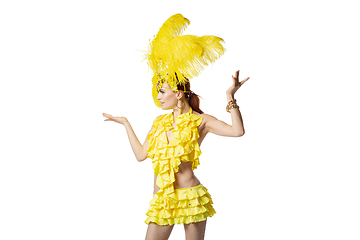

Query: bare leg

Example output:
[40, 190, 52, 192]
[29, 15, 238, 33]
[145, 222, 174, 240]
[183, 219, 207, 240]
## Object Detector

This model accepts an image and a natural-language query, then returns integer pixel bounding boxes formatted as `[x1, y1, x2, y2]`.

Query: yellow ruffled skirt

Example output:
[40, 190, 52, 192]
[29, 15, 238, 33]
[145, 184, 216, 225]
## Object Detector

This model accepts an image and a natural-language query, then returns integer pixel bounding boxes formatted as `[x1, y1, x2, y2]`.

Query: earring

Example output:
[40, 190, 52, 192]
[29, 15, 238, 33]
[176, 99, 184, 109]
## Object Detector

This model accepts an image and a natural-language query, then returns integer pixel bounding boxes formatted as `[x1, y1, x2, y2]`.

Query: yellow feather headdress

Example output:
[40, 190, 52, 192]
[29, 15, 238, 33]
[145, 14, 225, 107]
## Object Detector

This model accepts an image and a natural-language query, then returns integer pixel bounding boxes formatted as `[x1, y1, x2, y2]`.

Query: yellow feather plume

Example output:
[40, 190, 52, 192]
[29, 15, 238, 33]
[145, 14, 225, 107]
[163, 35, 225, 85]
[146, 14, 190, 75]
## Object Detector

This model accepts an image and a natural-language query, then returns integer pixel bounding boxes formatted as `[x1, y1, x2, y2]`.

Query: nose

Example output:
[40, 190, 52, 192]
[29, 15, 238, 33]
[156, 92, 161, 100]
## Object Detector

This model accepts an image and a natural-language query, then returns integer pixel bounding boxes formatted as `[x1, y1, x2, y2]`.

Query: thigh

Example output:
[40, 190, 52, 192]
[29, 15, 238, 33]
[183, 219, 207, 240]
[145, 222, 174, 240]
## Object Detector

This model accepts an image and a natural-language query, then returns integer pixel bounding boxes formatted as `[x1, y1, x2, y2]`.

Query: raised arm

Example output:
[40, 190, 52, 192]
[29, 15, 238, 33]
[102, 113, 151, 162]
[205, 70, 249, 137]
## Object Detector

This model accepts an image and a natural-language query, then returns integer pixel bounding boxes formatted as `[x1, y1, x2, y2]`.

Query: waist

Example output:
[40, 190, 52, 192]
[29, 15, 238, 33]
[175, 184, 202, 192]
[173, 171, 200, 189]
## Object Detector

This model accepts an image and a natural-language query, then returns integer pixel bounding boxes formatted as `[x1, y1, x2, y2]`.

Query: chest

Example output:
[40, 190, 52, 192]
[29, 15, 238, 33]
[156, 121, 204, 146]
[165, 122, 177, 143]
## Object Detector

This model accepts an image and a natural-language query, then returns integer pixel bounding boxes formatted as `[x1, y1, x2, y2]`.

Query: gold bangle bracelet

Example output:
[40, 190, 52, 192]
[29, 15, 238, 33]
[226, 104, 239, 113]
[226, 99, 239, 113]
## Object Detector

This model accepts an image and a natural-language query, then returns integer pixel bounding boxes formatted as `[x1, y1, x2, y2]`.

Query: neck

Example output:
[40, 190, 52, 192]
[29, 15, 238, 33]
[172, 100, 191, 118]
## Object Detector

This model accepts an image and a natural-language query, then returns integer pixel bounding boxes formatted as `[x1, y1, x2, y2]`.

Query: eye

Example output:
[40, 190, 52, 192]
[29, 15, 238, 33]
[159, 90, 164, 94]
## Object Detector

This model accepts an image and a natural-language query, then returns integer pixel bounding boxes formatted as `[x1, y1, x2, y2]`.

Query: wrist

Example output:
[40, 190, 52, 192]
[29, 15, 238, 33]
[123, 119, 130, 127]
[226, 94, 235, 102]
[226, 97, 239, 113]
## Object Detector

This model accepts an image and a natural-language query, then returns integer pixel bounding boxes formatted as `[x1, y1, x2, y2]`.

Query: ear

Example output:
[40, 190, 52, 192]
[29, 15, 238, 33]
[176, 91, 184, 100]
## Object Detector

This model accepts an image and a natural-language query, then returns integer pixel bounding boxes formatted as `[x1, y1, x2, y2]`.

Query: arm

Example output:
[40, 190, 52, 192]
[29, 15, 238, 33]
[123, 121, 152, 162]
[206, 70, 249, 137]
[102, 113, 151, 162]
[206, 102, 245, 137]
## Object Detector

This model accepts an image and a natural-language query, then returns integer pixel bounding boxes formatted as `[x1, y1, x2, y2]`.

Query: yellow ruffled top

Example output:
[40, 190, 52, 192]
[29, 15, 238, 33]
[146, 108, 203, 207]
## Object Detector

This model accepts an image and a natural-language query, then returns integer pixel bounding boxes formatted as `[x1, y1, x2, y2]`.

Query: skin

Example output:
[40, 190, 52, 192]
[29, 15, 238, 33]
[102, 70, 249, 194]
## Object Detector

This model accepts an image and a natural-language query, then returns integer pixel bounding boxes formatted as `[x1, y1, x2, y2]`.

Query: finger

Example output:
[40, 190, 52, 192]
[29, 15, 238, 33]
[233, 76, 239, 86]
[240, 77, 250, 85]
[236, 70, 240, 79]
[103, 113, 114, 119]
[232, 76, 237, 85]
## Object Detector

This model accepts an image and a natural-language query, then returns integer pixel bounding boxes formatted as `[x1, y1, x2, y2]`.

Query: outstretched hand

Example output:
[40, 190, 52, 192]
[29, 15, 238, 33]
[226, 70, 250, 97]
[102, 113, 128, 125]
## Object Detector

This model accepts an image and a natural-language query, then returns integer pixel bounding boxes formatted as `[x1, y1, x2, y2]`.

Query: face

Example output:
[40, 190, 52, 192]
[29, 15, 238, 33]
[157, 82, 180, 110]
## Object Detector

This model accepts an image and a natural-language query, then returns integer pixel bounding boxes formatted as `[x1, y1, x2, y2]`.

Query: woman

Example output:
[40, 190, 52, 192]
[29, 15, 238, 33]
[102, 14, 249, 240]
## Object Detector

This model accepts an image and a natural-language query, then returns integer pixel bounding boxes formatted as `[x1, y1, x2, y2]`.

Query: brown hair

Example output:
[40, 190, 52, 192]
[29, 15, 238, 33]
[177, 81, 203, 114]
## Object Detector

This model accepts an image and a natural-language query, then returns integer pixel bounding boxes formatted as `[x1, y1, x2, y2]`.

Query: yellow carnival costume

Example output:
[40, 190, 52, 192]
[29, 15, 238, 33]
[144, 13, 225, 225]
[145, 108, 216, 225]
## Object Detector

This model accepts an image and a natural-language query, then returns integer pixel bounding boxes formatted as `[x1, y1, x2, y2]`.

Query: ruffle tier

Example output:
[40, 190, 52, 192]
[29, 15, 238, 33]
[146, 109, 203, 203]
[145, 185, 216, 225]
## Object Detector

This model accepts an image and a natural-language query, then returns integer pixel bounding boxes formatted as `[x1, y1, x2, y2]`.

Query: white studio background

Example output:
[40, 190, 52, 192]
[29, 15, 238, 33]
[1, 0, 359, 240]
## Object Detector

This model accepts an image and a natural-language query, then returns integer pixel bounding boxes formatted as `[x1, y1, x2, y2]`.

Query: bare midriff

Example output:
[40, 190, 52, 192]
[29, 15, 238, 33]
[153, 161, 200, 194]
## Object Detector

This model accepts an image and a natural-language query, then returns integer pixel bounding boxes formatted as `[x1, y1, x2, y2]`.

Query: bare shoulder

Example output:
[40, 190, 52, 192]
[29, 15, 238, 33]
[192, 111, 218, 124]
